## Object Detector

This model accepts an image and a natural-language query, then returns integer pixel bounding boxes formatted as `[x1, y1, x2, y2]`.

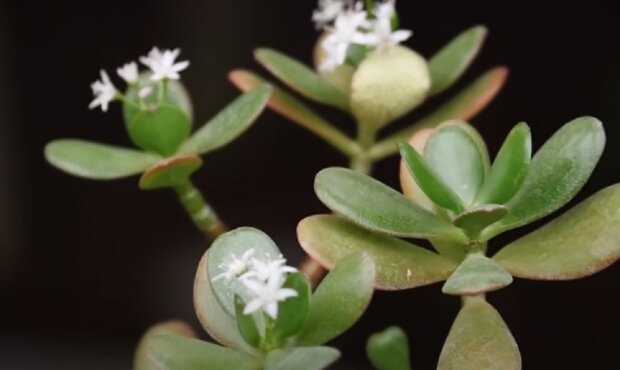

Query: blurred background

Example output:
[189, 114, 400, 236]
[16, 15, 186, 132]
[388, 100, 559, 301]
[2, 1, 620, 369]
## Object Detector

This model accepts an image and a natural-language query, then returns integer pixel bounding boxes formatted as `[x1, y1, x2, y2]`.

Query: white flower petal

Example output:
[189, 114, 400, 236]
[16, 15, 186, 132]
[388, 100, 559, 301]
[243, 299, 264, 315]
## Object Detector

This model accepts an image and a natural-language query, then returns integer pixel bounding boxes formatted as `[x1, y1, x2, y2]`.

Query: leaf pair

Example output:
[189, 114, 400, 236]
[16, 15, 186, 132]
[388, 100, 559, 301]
[230, 26, 507, 159]
[186, 228, 376, 369]
[45, 84, 272, 190]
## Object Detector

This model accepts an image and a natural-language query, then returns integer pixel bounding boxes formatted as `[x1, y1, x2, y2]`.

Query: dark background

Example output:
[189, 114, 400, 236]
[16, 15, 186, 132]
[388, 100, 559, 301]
[2, 1, 620, 369]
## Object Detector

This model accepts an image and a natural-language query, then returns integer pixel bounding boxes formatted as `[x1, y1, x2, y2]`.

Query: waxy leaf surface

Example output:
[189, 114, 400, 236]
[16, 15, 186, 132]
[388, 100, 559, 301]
[297, 215, 457, 290]
[315, 167, 466, 241]
[265, 347, 340, 370]
[442, 253, 513, 296]
[494, 184, 620, 280]
[367, 327, 412, 370]
[45, 139, 161, 180]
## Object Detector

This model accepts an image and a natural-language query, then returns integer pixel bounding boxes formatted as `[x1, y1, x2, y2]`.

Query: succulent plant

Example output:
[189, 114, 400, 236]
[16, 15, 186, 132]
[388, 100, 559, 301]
[44, 49, 272, 237]
[298, 117, 620, 369]
[229, 24, 506, 175]
[134, 227, 375, 370]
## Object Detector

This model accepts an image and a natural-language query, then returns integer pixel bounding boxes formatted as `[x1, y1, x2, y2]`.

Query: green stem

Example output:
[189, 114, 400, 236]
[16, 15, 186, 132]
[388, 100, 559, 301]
[349, 124, 377, 175]
[174, 181, 228, 239]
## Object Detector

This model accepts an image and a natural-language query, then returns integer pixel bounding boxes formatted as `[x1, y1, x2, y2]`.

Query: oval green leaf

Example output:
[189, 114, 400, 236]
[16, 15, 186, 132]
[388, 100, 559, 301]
[400, 143, 465, 213]
[295, 252, 375, 345]
[194, 252, 256, 352]
[134, 321, 196, 370]
[367, 326, 412, 370]
[442, 253, 513, 296]
[234, 295, 261, 348]
[255, 48, 350, 112]
[438, 297, 521, 370]
[370, 67, 508, 161]
[139, 334, 261, 370]
[482, 116, 606, 239]
[45, 139, 161, 180]
[297, 215, 457, 290]
[127, 104, 191, 156]
[476, 123, 531, 205]
[453, 204, 508, 240]
[424, 122, 490, 206]
[429, 26, 488, 96]
[315, 167, 466, 242]
[351, 46, 431, 129]
[124, 77, 194, 125]
[494, 184, 620, 280]
[229, 70, 358, 156]
[178, 85, 272, 155]
[273, 273, 311, 341]
[139, 155, 202, 190]
[207, 227, 283, 316]
[265, 347, 340, 370]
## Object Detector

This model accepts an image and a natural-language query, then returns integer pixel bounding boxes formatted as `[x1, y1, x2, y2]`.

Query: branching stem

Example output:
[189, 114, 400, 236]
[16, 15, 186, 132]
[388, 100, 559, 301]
[175, 181, 228, 240]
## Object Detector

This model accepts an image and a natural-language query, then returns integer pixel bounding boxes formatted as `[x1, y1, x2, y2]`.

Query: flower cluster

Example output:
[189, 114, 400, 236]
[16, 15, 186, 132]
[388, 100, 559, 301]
[213, 249, 298, 319]
[89, 47, 190, 112]
[313, 0, 412, 72]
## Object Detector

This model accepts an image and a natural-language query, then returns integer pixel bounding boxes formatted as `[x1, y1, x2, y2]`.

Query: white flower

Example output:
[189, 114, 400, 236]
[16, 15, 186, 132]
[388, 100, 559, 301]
[319, 3, 371, 72]
[241, 258, 297, 282]
[138, 86, 154, 99]
[242, 273, 298, 319]
[140, 47, 190, 81]
[117, 62, 139, 84]
[356, 0, 412, 48]
[89, 70, 117, 112]
[212, 249, 255, 282]
[313, 0, 345, 29]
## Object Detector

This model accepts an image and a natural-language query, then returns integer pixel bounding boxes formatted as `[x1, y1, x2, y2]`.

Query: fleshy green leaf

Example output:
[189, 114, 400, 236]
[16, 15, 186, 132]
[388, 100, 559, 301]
[295, 252, 375, 345]
[45, 139, 161, 180]
[273, 273, 311, 341]
[255, 48, 350, 112]
[424, 123, 490, 206]
[494, 184, 620, 280]
[178, 85, 272, 155]
[265, 347, 340, 370]
[482, 116, 606, 240]
[139, 334, 261, 370]
[429, 26, 488, 96]
[235, 296, 261, 348]
[370, 67, 508, 161]
[139, 155, 202, 190]
[430, 239, 468, 263]
[127, 104, 191, 156]
[453, 204, 508, 239]
[438, 297, 521, 370]
[314, 167, 467, 242]
[124, 77, 194, 125]
[400, 143, 465, 213]
[441, 253, 513, 296]
[194, 251, 256, 352]
[367, 327, 411, 370]
[476, 123, 532, 205]
[297, 215, 457, 290]
[229, 70, 358, 156]
[207, 227, 282, 316]
[399, 129, 436, 212]
[351, 46, 431, 129]
[134, 321, 196, 370]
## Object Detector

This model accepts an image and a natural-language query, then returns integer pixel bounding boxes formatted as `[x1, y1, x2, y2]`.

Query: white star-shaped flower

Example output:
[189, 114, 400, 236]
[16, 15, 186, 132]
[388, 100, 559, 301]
[117, 62, 139, 84]
[242, 273, 298, 319]
[241, 258, 298, 283]
[356, 0, 412, 48]
[212, 249, 255, 282]
[140, 47, 190, 81]
[319, 3, 371, 72]
[313, 0, 345, 29]
[89, 70, 117, 112]
[138, 86, 154, 99]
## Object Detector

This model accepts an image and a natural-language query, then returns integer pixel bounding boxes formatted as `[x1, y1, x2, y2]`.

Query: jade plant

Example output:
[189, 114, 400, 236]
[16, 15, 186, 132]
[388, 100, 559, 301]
[42, 1, 620, 370]
[134, 228, 375, 370]
[44, 47, 272, 238]
[298, 117, 620, 369]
